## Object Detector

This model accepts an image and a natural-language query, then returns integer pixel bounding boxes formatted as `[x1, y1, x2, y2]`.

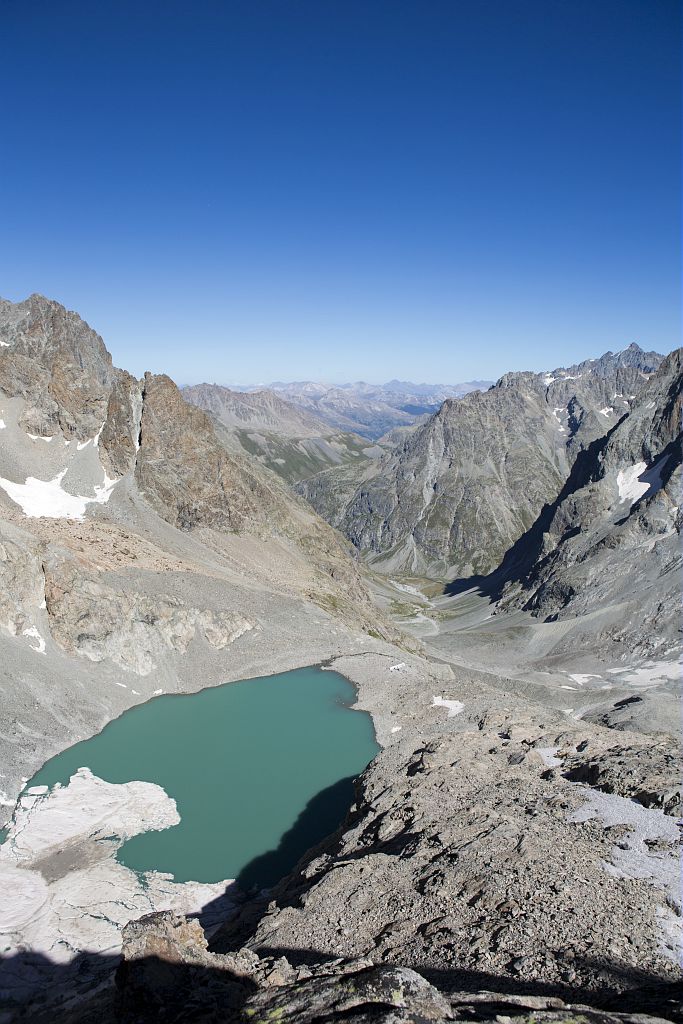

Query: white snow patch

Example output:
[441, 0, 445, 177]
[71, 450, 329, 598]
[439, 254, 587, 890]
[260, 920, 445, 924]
[22, 626, 46, 654]
[605, 659, 680, 687]
[0, 419, 5, 430]
[537, 746, 562, 767]
[432, 695, 464, 717]
[569, 787, 680, 960]
[617, 462, 649, 504]
[551, 407, 567, 433]
[0, 467, 118, 519]
[390, 726, 402, 734]
[569, 673, 602, 686]
[645, 401, 656, 410]
[77, 424, 106, 450]
[599, 407, 613, 416]
[27, 434, 53, 442]
[0, 339, 9, 347]
[389, 662, 406, 673]
[617, 455, 669, 507]
[153, 688, 163, 695]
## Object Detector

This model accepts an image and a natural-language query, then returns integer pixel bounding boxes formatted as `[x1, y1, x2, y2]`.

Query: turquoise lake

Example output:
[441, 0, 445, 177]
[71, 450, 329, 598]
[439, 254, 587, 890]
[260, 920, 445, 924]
[26, 666, 379, 888]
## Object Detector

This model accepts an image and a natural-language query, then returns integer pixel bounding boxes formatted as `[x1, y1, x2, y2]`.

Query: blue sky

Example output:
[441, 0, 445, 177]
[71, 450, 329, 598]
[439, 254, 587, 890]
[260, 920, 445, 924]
[1, 0, 679, 384]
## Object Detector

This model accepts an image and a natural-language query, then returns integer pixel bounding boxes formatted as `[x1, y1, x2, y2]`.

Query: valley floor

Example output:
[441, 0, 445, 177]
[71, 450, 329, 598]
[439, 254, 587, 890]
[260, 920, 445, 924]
[371, 574, 682, 739]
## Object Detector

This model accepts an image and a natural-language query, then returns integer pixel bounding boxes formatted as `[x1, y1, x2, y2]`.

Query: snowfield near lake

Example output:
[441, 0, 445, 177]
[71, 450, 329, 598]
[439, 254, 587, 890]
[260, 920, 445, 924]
[0, 768, 234, 972]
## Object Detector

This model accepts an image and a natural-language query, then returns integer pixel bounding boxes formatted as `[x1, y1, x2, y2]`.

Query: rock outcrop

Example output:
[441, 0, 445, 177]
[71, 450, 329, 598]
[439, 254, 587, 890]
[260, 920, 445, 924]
[43, 554, 254, 675]
[37, 907, 675, 1023]
[0, 293, 117, 440]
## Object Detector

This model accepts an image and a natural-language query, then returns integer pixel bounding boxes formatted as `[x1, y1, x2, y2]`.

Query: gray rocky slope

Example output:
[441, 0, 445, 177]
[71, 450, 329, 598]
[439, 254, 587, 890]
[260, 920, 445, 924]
[496, 347, 682, 657]
[306, 345, 664, 578]
[19, 651, 682, 1023]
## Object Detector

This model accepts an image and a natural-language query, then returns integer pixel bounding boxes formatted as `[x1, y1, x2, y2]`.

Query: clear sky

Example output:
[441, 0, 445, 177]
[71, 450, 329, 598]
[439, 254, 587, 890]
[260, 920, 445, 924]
[1, 0, 679, 385]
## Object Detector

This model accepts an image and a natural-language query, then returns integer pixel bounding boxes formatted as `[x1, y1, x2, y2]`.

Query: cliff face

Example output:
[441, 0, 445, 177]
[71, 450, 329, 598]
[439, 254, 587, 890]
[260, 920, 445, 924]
[332, 346, 663, 577]
[0, 293, 116, 439]
[498, 348, 682, 656]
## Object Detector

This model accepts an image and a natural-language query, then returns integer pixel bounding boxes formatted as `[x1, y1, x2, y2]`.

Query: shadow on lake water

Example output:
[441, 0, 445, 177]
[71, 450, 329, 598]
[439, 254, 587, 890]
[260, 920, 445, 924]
[233, 774, 356, 892]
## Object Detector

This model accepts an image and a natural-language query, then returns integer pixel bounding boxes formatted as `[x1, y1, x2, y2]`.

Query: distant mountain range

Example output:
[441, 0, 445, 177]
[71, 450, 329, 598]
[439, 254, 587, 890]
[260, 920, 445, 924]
[224, 379, 494, 439]
[182, 382, 380, 486]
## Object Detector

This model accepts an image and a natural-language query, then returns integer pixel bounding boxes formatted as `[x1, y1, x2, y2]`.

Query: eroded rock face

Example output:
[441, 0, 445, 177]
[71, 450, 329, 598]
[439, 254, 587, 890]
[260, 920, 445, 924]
[499, 349, 682, 655]
[324, 345, 664, 577]
[562, 743, 681, 817]
[0, 521, 45, 636]
[43, 555, 254, 675]
[0, 294, 116, 440]
[99, 371, 143, 478]
[136, 373, 277, 533]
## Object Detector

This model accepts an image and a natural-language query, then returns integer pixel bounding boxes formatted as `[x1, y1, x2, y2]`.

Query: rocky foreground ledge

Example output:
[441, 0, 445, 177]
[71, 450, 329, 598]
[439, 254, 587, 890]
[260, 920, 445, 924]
[42, 910, 678, 1024]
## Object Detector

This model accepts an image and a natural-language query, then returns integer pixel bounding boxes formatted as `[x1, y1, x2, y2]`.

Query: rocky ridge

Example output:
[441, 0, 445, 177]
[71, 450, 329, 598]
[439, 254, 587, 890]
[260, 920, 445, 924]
[265, 378, 493, 440]
[308, 345, 665, 577]
[497, 348, 682, 657]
